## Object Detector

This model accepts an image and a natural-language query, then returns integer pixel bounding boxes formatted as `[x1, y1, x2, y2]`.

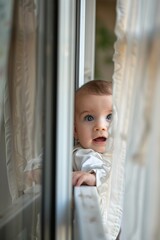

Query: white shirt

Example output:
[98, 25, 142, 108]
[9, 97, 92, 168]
[73, 145, 111, 191]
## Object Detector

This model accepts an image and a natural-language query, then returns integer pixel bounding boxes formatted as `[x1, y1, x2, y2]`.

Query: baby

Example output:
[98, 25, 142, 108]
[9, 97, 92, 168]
[72, 80, 112, 189]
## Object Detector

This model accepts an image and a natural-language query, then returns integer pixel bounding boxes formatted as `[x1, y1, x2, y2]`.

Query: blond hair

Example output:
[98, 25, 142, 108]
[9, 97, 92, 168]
[76, 80, 112, 96]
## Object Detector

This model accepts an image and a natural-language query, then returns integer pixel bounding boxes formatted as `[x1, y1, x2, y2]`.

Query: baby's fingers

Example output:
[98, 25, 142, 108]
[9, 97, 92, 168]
[72, 172, 82, 186]
[76, 175, 87, 186]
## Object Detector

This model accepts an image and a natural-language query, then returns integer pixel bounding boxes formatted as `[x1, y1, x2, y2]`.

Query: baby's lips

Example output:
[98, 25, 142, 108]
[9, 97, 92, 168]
[93, 137, 107, 142]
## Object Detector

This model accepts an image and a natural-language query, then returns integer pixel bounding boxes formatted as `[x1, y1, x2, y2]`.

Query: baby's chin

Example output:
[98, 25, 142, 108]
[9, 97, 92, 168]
[91, 145, 106, 154]
[80, 143, 106, 153]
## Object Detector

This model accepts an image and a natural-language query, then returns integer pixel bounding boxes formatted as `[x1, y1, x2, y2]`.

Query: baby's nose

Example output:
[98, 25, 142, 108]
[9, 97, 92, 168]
[94, 123, 107, 131]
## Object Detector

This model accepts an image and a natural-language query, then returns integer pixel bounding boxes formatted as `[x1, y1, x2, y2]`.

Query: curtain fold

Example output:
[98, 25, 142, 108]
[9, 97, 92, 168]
[8, 0, 36, 197]
[0, 0, 16, 203]
[1, 0, 43, 201]
[0, 1, 42, 239]
[112, 0, 160, 239]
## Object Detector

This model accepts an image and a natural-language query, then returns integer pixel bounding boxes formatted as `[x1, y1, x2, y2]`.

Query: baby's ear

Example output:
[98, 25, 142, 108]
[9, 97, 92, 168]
[74, 125, 78, 140]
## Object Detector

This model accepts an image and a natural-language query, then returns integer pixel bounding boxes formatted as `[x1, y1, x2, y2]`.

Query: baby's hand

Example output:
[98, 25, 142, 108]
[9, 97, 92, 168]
[72, 171, 96, 186]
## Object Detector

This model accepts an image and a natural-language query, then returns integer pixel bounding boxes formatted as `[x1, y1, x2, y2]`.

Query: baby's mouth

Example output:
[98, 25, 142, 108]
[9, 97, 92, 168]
[93, 137, 107, 142]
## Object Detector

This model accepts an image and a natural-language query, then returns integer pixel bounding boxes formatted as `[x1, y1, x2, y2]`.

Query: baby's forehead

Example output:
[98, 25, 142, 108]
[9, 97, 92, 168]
[75, 93, 112, 111]
[75, 90, 110, 101]
[75, 92, 96, 106]
[76, 89, 101, 99]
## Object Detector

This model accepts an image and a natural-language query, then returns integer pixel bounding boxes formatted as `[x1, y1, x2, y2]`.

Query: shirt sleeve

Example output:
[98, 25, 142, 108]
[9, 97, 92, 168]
[24, 153, 42, 172]
[73, 148, 111, 187]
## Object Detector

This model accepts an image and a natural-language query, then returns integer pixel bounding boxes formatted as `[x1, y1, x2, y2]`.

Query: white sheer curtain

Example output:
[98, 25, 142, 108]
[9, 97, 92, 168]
[112, 0, 160, 239]
[0, 0, 14, 212]
[0, 1, 42, 239]
[8, 0, 43, 199]
[0, 0, 43, 203]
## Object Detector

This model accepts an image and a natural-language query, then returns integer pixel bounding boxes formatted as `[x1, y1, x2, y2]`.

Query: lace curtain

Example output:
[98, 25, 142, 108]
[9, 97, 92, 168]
[0, 0, 43, 203]
[112, 0, 160, 239]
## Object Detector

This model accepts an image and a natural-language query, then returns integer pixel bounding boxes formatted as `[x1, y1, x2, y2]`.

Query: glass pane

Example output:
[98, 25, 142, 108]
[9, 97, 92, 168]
[95, 0, 116, 80]
[0, 1, 43, 239]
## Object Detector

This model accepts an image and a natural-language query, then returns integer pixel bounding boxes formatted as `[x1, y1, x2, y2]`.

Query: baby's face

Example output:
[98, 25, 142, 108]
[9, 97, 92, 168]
[74, 93, 112, 153]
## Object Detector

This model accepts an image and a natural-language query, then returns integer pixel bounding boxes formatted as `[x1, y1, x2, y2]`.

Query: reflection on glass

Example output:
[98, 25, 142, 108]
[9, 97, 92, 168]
[0, 1, 43, 239]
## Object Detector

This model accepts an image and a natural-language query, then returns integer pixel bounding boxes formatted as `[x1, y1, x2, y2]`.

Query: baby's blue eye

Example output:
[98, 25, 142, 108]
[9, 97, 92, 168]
[84, 115, 94, 121]
[106, 113, 112, 122]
